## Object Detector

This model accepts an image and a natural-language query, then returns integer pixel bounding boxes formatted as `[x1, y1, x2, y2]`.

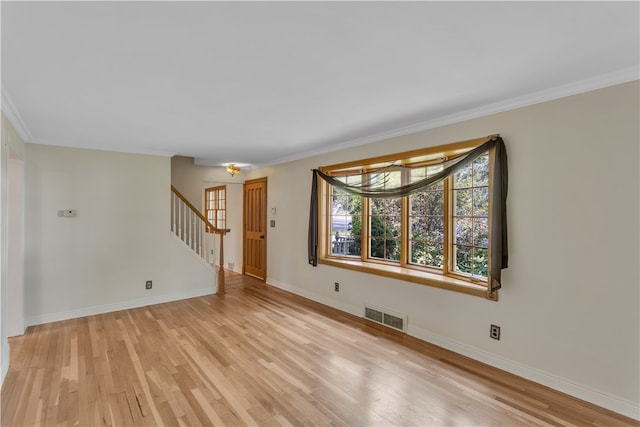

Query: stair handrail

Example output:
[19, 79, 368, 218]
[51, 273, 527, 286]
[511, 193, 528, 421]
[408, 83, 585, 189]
[171, 185, 230, 294]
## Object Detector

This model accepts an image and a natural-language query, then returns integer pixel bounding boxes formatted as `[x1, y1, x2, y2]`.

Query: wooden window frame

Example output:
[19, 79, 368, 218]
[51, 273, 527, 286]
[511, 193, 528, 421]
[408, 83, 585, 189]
[318, 136, 498, 300]
[205, 185, 227, 231]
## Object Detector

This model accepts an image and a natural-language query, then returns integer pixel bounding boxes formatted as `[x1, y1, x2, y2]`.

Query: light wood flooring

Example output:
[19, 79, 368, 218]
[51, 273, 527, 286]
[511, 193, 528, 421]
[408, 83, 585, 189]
[2, 271, 638, 426]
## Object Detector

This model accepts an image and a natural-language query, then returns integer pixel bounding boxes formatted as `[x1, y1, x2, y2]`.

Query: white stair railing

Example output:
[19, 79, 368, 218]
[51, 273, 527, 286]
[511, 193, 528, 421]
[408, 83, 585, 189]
[170, 186, 230, 293]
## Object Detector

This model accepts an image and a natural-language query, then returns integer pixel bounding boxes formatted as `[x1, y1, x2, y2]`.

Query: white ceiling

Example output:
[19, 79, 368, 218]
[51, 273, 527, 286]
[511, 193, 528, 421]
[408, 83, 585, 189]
[2, 1, 638, 168]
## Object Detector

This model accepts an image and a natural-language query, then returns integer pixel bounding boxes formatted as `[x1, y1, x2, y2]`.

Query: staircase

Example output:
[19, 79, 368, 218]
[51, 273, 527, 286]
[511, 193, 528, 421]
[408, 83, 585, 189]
[170, 186, 230, 293]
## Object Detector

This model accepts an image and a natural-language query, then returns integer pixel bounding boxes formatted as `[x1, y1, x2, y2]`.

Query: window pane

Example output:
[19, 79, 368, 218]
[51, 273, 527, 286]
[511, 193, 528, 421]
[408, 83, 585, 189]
[410, 168, 426, 181]
[427, 165, 444, 191]
[332, 194, 347, 214]
[473, 155, 489, 186]
[345, 238, 361, 256]
[474, 218, 488, 247]
[473, 248, 488, 278]
[473, 187, 489, 217]
[454, 218, 472, 245]
[425, 191, 443, 216]
[411, 242, 444, 268]
[454, 245, 473, 274]
[426, 217, 444, 243]
[370, 237, 385, 259]
[370, 213, 385, 238]
[410, 241, 425, 264]
[410, 193, 426, 216]
[411, 165, 444, 190]
[386, 239, 401, 261]
[386, 216, 401, 239]
[454, 189, 473, 216]
[425, 244, 444, 268]
[410, 218, 427, 239]
[385, 202, 401, 238]
[453, 163, 473, 188]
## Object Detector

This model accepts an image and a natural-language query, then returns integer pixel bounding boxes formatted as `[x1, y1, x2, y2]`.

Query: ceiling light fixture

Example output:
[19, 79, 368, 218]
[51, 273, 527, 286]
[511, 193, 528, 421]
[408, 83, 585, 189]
[225, 164, 240, 176]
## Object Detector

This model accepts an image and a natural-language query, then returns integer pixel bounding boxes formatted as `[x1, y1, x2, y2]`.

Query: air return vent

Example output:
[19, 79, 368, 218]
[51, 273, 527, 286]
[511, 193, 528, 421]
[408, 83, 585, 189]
[364, 307, 383, 323]
[364, 305, 407, 332]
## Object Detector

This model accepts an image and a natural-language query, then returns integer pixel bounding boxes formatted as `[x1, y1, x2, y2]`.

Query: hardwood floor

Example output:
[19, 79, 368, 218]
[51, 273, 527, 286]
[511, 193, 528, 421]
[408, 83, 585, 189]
[2, 272, 638, 426]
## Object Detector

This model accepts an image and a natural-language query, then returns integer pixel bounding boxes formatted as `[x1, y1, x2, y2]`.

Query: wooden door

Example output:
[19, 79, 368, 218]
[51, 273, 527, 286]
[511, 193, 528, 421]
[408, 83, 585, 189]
[243, 177, 267, 280]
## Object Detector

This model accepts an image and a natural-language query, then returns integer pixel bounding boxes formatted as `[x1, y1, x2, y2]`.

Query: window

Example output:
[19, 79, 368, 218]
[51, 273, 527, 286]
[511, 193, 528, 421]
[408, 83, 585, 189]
[329, 173, 362, 257]
[452, 154, 490, 278]
[205, 185, 226, 231]
[369, 170, 402, 262]
[409, 164, 444, 268]
[317, 136, 505, 300]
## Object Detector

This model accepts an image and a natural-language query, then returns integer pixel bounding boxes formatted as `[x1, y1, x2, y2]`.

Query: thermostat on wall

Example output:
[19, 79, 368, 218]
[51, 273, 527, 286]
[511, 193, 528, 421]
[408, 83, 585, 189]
[58, 209, 77, 217]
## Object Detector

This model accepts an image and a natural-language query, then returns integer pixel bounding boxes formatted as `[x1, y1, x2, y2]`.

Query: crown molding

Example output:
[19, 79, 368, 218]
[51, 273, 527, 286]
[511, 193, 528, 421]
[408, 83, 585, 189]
[27, 137, 177, 158]
[1, 87, 33, 142]
[257, 66, 639, 169]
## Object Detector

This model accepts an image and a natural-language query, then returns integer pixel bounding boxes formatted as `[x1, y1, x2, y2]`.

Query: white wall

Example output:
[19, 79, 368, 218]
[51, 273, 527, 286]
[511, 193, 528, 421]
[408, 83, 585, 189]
[246, 81, 640, 418]
[171, 156, 244, 273]
[24, 144, 217, 326]
[0, 112, 26, 385]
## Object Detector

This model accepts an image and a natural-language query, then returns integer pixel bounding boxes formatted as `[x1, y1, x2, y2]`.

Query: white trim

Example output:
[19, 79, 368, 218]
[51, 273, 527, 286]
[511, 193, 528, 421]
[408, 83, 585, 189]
[1, 88, 32, 143]
[256, 67, 639, 168]
[266, 277, 361, 318]
[408, 324, 640, 421]
[265, 277, 640, 421]
[25, 287, 215, 327]
[27, 137, 176, 158]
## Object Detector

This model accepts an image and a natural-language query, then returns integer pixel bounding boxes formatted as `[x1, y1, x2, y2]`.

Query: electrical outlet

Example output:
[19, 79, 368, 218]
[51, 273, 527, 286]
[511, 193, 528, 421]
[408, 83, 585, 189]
[146, 280, 152, 290]
[334, 282, 340, 292]
[490, 324, 501, 340]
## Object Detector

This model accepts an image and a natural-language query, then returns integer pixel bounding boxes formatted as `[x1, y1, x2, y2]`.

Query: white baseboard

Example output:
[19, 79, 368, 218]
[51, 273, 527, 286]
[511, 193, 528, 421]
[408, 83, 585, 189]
[266, 278, 639, 421]
[25, 287, 216, 327]
[217, 264, 243, 275]
[408, 325, 639, 421]
[266, 277, 362, 318]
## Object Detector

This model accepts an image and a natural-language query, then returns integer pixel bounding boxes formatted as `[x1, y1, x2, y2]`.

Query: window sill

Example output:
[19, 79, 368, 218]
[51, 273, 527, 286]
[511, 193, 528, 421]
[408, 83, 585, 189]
[319, 257, 496, 300]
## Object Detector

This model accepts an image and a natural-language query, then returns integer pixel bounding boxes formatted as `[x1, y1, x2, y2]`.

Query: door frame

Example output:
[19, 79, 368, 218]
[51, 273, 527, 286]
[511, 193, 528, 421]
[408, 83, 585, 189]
[242, 177, 267, 280]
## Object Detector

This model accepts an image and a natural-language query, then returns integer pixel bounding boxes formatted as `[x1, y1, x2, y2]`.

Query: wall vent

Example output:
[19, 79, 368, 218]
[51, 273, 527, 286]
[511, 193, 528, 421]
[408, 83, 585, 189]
[364, 305, 407, 332]
[364, 307, 383, 323]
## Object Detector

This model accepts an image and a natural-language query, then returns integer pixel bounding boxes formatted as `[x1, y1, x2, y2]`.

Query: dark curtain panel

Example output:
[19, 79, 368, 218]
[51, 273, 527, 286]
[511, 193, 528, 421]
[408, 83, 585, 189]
[308, 170, 319, 266]
[490, 138, 509, 291]
[308, 136, 508, 291]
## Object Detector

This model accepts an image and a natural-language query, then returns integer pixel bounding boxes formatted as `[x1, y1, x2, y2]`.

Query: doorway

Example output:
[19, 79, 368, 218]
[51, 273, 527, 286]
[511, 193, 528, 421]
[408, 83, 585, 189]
[243, 177, 267, 281]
